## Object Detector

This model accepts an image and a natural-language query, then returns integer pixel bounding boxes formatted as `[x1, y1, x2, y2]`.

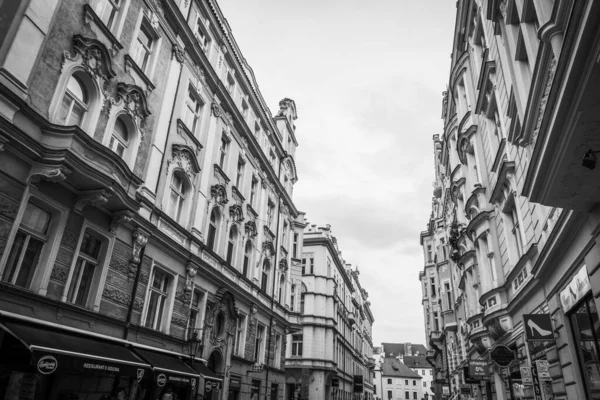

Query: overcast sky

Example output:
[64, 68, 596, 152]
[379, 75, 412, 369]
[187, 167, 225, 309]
[217, 0, 457, 346]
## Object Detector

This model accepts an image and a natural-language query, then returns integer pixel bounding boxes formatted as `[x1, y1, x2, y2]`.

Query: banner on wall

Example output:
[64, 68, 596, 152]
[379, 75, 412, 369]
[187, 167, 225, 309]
[560, 265, 591, 312]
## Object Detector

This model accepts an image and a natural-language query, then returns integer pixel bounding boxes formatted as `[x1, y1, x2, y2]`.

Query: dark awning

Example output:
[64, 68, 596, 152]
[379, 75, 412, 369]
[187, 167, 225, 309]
[2, 321, 150, 378]
[190, 361, 222, 381]
[133, 348, 199, 388]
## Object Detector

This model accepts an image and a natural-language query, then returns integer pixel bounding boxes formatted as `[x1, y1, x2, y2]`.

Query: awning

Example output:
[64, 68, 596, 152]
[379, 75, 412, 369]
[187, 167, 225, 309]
[133, 348, 199, 388]
[1, 321, 150, 378]
[189, 361, 222, 381]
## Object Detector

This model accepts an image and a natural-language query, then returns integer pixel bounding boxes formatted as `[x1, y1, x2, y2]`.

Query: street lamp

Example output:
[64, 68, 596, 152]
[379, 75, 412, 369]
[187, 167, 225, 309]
[187, 327, 204, 366]
[582, 149, 600, 170]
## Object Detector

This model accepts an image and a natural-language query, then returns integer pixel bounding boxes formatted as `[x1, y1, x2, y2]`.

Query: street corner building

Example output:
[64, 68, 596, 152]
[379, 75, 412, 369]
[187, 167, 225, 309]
[417, 1, 600, 400]
[0, 0, 307, 399]
[284, 223, 376, 400]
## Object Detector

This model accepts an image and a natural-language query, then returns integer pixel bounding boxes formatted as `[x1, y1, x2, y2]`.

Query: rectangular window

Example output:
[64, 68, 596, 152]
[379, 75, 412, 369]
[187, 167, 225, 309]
[310, 258, 314, 274]
[413, 380, 416, 386]
[270, 383, 278, 400]
[226, 70, 236, 94]
[570, 295, 600, 398]
[433, 311, 439, 332]
[405, 391, 409, 399]
[93, 0, 121, 31]
[144, 268, 171, 331]
[266, 201, 275, 230]
[292, 334, 303, 356]
[301, 258, 306, 275]
[423, 381, 427, 387]
[219, 134, 229, 170]
[274, 334, 282, 368]
[67, 231, 103, 307]
[250, 177, 258, 207]
[183, 85, 203, 134]
[194, 16, 210, 50]
[300, 293, 305, 314]
[387, 390, 392, 399]
[255, 324, 265, 362]
[293, 233, 299, 258]
[235, 314, 246, 357]
[427, 244, 433, 262]
[236, 157, 245, 189]
[387, 379, 392, 384]
[430, 277, 436, 297]
[290, 284, 295, 312]
[251, 380, 260, 399]
[405, 380, 408, 385]
[188, 289, 204, 339]
[3, 202, 52, 289]
[413, 392, 417, 399]
[132, 19, 155, 73]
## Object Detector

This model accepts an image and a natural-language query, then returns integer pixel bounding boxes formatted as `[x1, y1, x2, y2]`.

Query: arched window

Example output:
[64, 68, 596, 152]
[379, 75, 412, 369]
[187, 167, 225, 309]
[109, 117, 129, 157]
[243, 241, 252, 277]
[261, 260, 270, 292]
[167, 172, 186, 222]
[58, 74, 88, 126]
[278, 274, 285, 303]
[207, 208, 219, 251]
[226, 226, 238, 265]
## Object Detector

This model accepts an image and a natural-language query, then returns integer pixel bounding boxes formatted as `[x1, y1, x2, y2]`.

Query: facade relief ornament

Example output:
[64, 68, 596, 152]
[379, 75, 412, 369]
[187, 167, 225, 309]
[185, 264, 198, 293]
[262, 241, 275, 257]
[229, 203, 244, 224]
[67, 35, 116, 82]
[210, 184, 228, 206]
[117, 83, 151, 122]
[531, 58, 557, 146]
[168, 145, 201, 182]
[279, 258, 288, 271]
[211, 102, 223, 118]
[172, 44, 185, 63]
[245, 220, 258, 238]
[73, 189, 113, 214]
[129, 229, 150, 279]
[27, 165, 71, 185]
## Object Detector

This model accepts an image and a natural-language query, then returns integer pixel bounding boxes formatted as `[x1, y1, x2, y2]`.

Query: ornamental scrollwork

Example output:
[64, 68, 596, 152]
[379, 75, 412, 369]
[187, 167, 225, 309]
[229, 203, 244, 224]
[211, 184, 228, 205]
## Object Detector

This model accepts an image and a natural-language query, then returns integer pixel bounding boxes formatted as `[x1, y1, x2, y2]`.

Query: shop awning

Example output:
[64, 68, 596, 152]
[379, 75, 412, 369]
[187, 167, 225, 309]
[190, 361, 222, 381]
[1, 321, 150, 377]
[133, 348, 199, 388]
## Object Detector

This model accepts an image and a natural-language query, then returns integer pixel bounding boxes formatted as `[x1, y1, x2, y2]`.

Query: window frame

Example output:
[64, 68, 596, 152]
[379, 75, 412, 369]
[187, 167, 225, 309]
[291, 334, 303, 356]
[142, 264, 176, 333]
[91, 0, 129, 37]
[226, 225, 238, 266]
[187, 288, 206, 340]
[183, 84, 204, 135]
[235, 313, 247, 357]
[167, 170, 188, 223]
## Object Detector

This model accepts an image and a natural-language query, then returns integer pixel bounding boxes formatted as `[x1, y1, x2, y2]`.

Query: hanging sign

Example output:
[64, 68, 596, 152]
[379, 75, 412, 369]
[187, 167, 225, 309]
[489, 344, 516, 368]
[523, 314, 555, 342]
[560, 265, 591, 312]
[531, 364, 543, 400]
[520, 367, 532, 385]
[536, 360, 551, 381]
[468, 360, 488, 378]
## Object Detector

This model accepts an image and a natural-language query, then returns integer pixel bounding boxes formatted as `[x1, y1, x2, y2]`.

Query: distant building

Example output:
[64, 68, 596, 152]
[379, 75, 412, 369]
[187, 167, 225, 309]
[375, 358, 423, 400]
[374, 343, 432, 400]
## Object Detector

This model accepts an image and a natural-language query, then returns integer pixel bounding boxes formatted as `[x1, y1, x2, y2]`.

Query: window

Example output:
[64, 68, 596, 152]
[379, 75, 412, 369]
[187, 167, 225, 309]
[291, 334, 303, 356]
[225, 225, 240, 265]
[93, 0, 121, 30]
[290, 284, 295, 312]
[235, 314, 246, 357]
[266, 201, 275, 229]
[274, 336, 282, 369]
[570, 295, 600, 397]
[183, 86, 203, 134]
[445, 282, 452, 310]
[255, 325, 265, 362]
[67, 231, 103, 307]
[261, 260, 270, 292]
[144, 268, 171, 330]
[300, 293, 305, 314]
[509, 206, 524, 258]
[243, 241, 252, 277]
[132, 19, 154, 73]
[167, 172, 186, 222]
[422, 370, 425, 375]
[405, 392, 409, 399]
[251, 380, 260, 399]
[194, 16, 208, 49]
[430, 277, 436, 297]
[270, 383, 278, 400]
[278, 274, 285, 303]
[58, 75, 88, 126]
[207, 208, 219, 251]
[250, 177, 258, 207]
[282, 223, 288, 249]
[219, 134, 229, 169]
[292, 233, 299, 258]
[413, 392, 417, 399]
[405, 380, 408, 385]
[3, 202, 52, 288]
[433, 312, 439, 331]
[236, 157, 245, 188]
[226, 70, 235, 94]
[426, 244, 432, 262]
[387, 379, 392, 385]
[310, 258, 314, 274]
[387, 390, 392, 399]
[109, 117, 129, 157]
[423, 381, 427, 387]
[301, 258, 306, 275]
[413, 380, 416, 386]
[188, 289, 204, 338]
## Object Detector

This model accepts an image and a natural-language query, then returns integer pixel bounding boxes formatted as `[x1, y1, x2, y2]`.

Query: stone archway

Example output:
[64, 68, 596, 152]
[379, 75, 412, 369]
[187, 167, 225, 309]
[207, 349, 224, 375]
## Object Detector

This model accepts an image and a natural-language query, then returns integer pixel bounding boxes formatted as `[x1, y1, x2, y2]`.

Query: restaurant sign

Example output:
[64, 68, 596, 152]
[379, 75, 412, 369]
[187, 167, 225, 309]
[560, 265, 591, 312]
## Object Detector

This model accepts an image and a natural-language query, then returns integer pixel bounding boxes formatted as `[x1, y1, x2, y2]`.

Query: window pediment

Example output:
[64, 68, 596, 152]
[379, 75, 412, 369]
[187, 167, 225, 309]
[116, 83, 151, 121]
[69, 35, 116, 81]
[169, 144, 200, 183]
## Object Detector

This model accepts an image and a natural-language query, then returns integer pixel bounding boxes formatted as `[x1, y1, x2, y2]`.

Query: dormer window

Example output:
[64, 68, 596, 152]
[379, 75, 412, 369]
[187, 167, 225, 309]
[59, 75, 88, 126]
[109, 117, 129, 157]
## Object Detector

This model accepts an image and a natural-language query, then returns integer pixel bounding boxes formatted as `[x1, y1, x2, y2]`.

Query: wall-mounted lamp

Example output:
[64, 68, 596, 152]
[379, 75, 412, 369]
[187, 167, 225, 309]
[187, 327, 204, 366]
[582, 149, 600, 170]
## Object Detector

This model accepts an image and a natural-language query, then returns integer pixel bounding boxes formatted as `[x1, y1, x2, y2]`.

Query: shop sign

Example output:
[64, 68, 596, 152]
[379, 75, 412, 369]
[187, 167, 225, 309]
[560, 265, 591, 312]
[468, 360, 488, 378]
[332, 378, 339, 387]
[520, 367, 532, 385]
[489, 344, 516, 368]
[442, 385, 450, 395]
[536, 360, 551, 381]
[460, 385, 471, 394]
[230, 377, 241, 389]
[137, 368, 145, 383]
[353, 375, 363, 393]
[157, 373, 167, 387]
[531, 364, 542, 400]
[523, 314, 555, 341]
[204, 380, 220, 394]
[37, 355, 58, 374]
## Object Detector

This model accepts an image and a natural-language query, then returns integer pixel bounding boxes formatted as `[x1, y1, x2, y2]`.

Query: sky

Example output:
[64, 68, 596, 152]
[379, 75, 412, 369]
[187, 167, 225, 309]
[216, 0, 457, 346]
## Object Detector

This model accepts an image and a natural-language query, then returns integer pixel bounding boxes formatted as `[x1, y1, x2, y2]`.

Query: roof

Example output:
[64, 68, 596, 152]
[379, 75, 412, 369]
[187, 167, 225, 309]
[381, 359, 421, 378]
[382, 342, 428, 358]
[403, 356, 430, 369]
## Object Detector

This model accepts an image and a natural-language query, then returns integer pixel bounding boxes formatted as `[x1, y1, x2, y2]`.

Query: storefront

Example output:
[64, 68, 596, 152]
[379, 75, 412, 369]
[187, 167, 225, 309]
[0, 320, 153, 399]
[560, 264, 600, 400]
[188, 360, 222, 400]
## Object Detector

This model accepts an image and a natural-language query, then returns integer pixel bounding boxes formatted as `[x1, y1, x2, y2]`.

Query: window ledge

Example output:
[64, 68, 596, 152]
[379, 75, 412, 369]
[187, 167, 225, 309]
[213, 163, 230, 183]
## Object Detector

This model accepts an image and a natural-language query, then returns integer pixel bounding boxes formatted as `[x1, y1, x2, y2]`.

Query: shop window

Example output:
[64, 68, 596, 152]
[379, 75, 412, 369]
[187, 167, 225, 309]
[206, 208, 220, 251]
[261, 259, 270, 292]
[291, 334, 303, 356]
[58, 74, 89, 127]
[255, 325, 265, 362]
[183, 85, 204, 135]
[570, 296, 600, 396]
[226, 225, 238, 265]
[131, 17, 157, 74]
[242, 240, 252, 277]
[143, 267, 172, 331]
[235, 314, 246, 357]
[66, 230, 106, 308]
[167, 171, 188, 223]
[188, 289, 204, 339]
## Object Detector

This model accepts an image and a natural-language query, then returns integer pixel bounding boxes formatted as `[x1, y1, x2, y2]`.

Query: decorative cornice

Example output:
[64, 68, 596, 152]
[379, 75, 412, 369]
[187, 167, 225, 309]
[73, 189, 113, 214]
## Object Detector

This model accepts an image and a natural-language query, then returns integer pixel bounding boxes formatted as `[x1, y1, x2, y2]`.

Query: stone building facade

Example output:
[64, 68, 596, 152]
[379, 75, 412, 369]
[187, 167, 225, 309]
[0, 0, 304, 399]
[285, 223, 375, 400]
[419, 1, 600, 400]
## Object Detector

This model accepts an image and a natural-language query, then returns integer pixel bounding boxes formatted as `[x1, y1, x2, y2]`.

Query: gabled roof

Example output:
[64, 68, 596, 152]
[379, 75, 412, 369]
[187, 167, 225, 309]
[403, 356, 430, 369]
[382, 343, 428, 358]
[381, 359, 421, 378]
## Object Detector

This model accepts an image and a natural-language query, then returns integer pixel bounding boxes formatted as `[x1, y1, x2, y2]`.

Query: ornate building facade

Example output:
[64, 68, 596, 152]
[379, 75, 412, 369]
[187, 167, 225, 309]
[419, 1, 600, 400]
[0, 0, 304, 399]
[285, 223, 375, 400]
